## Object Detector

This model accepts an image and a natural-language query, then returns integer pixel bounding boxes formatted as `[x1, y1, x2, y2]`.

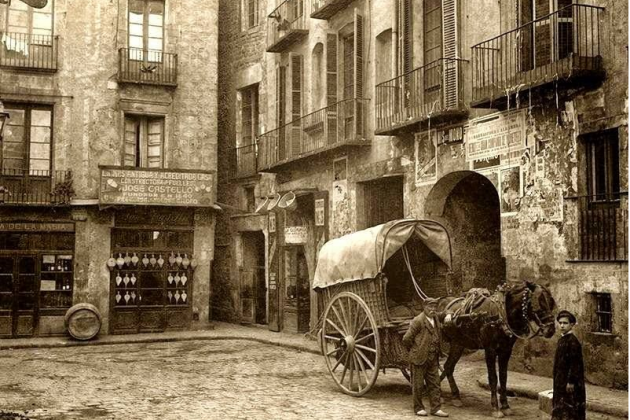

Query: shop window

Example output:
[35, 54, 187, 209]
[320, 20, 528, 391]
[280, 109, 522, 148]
[592, 292, 612, 333]
[128, 0, 164, 62]
[2, 104, 52, 175]
[241, 0, 259, 31]
[585, 129, 620, 202]
[244, 185, 255, 213]
[123, 115, 164, 168]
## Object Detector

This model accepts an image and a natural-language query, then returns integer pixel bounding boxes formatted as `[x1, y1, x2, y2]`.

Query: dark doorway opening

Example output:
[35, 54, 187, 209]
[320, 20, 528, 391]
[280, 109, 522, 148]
[240, 231, 266, 325]
[360, 175, 404, 228]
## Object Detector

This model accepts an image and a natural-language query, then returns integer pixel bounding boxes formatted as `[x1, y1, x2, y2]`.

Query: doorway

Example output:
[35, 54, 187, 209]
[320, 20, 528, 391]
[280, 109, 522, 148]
[240, 231, 266, 325]
[360, 175, 404, 229]
[283, 246, 310, 333]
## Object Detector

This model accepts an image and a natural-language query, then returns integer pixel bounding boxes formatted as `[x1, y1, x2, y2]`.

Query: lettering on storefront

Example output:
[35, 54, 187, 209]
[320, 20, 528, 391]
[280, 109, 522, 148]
[0, 222, 75, 232]
[284, 226, 308, 244]
[99, 166, 215, 207]
[314, 199, 325, 226]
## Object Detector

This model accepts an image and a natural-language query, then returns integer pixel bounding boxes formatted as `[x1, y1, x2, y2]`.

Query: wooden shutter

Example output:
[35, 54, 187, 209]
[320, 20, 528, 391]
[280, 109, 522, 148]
[534, 0, 551, 66]
[442, 0, 459, 109]
[402, 0, 412, 75]
[124, 117, 138, 167]
[326, 33, 338, 145]
[276, 65, 287, 161]
[289, 53, 303, 158]
[519, 0, 534, 71]
[146, 118, 163, 168]
[353, 10, 364, 138]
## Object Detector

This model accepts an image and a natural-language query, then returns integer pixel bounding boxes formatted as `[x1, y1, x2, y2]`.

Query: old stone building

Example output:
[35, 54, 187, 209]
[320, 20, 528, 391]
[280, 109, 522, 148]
[0, 0, 219, 337]
[216, 0, 627, 389]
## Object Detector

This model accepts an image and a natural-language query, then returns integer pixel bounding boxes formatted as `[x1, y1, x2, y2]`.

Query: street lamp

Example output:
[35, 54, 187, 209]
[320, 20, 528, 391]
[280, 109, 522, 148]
[0, 101, 9, 139]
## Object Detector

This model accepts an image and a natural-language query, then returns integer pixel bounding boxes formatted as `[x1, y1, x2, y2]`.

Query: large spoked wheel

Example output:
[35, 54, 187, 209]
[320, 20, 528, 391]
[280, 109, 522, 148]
[321, 292, 380, 397]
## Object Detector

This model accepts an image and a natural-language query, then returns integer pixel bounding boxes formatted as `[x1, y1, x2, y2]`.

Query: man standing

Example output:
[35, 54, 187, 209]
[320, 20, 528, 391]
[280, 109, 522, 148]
[552, 310, 586, 420]
[402, 298, 449, 417]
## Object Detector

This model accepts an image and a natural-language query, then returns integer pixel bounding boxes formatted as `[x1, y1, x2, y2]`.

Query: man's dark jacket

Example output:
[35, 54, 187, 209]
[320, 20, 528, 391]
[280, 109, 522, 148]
[402, 312, 441, 365]
[552, 332, 586, 420]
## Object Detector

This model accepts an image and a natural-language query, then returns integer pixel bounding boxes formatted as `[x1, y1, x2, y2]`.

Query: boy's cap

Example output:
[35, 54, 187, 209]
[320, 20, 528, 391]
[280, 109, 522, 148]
[556, 310, 576, 324]
[424, 298, 439, 306]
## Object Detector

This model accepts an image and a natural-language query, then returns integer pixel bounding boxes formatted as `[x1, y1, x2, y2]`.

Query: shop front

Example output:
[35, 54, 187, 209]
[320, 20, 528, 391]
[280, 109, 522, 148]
[0, 219, 75, 338]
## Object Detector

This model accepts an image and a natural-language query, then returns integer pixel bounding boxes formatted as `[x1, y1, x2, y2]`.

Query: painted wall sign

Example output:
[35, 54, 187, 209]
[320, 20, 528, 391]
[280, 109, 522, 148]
[466, 110, 526, 163]
[284, 226, 308, 244]
[332, 179, 351, 238]
[99, 166, 215, 207]
[314, 199, 325, 226]
[415, 131, 437, 186]
[0, 222, 74, 232]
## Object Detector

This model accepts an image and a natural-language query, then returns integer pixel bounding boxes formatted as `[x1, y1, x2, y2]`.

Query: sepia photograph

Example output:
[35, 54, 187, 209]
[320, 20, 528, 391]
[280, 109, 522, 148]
[0, 0, 627, 419]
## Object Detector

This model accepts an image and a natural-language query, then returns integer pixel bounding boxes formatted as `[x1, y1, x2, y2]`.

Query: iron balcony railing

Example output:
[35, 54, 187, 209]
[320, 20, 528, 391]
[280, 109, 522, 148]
[472, 4, 604, 106]
[0, 169, 73, 205]
[0, 31, 58, 71]
[311, 0, 354, 20]
[231, 143, 258, 179]
[118, 48, 178, 86]
[257, 98, 368, 171]
[267, 0, 308, 53]
[576, 192, 628, 261]
[375, 58, 467, 135]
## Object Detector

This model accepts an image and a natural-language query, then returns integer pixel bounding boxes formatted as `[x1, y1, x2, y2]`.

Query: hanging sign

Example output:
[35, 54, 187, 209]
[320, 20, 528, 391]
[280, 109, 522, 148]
[314, 199, 325, 226]
[284, 226, 308, 244]
[465, 110, 526, 163]
[99, 166, 215, 207]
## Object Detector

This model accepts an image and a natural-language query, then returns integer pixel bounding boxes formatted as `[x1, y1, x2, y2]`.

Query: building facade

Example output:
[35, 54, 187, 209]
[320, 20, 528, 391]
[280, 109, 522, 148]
[216, 0, 627, 388]
[0, 0, 219, 337]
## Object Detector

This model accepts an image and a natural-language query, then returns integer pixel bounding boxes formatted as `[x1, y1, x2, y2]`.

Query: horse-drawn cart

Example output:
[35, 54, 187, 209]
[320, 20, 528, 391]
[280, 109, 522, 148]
[313, 219, 454, 396]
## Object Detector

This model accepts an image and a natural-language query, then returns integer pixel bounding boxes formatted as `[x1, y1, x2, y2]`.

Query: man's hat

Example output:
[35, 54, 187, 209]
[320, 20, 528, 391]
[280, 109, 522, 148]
[424, 298, 439, 306]
[556, 310, 577, 324]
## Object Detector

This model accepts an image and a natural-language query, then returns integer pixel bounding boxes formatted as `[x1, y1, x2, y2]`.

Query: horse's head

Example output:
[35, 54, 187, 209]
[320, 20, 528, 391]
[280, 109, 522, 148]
[525, 281, 556, 338]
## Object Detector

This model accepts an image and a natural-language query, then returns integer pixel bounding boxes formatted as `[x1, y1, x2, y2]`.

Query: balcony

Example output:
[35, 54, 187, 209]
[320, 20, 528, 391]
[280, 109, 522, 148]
[375, 58, 468, 136]
[471, 4, 604, 108]
[311, 0, 354, 20]
[257, 98, 369, 171]
[0, 32, 58, 72]
[576, 192, 628, 262]
[0, 169, 73, 205]
[118, 48, 178, 87]
[267, 0, 308, 53]
[231, 144, 258, 180]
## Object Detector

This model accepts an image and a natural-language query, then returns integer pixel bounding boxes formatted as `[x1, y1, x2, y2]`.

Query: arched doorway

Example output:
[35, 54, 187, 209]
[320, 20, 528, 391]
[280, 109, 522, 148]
[425, 171, 504, 294]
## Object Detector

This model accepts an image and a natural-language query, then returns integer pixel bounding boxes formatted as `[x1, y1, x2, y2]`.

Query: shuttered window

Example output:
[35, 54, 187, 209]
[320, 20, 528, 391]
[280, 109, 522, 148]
[520, 0, 573, 69]
[397, 0, 412, 76]
[289, 54, 303, 156]
[241, 0, 259, 30]
[326, 33, 338, 106]
[7, 0, 54, 42]
[240, 84, 259, 146]
[276, 65, 287, 159]
[442, 0, 459, 109]
[123, 115, 164, 168]
[585, 129, 620, 201]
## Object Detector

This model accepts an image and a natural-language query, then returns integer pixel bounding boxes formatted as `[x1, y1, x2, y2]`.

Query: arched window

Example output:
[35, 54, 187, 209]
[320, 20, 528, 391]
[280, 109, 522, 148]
[311, 43, 325, 111]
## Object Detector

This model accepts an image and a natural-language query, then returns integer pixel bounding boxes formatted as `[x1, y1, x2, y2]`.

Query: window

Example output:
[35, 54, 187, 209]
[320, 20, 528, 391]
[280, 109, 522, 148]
[128, 0, 164, 62]
[6, 0, 54, 43]
[592, 293, 612, 333]
[239, 84, 259, 146]
[585, 129, 620, 202]
[311, 43, 325, 111]
[2, 104, 52, 175]
[244, 186, 255, 213]
[123, 115, 164, 168]
[241, 0, 259, 30]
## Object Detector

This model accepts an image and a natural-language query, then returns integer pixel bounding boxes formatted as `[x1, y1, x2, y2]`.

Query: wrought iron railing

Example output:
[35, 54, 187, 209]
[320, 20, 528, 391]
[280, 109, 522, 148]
[0, 169, 73, 205]
[472, 4, 604, 105]
[375, 58, 467, 133]
[231, 144, 258, 179]
[267, 0, 308, 52]
[118, 48, 178, 86]
[311, 0, 354, 19]
[0, 32, 58, 71]
[576, 192, 627, 261]
[257, 98, 368, 170]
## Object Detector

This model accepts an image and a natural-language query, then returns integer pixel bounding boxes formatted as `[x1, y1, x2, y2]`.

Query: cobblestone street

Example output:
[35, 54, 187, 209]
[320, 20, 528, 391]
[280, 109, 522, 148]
[0, 339, 620, 420]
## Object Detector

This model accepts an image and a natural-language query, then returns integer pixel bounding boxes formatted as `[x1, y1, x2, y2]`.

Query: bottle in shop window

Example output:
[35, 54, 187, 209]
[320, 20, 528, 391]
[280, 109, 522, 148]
[168, 252, 176, 266]
[142, 254, 149, 267]
[149, 254, 157, 267]
[181, 291, 187, 303]
[182, 254, 190, 269]
[131, 252, 139, 266]
[167, 290, 173, 304]
[116, 253, 125, 269]
[123, 273, 130, 286]
[107, 254, 117, 271]
[174, 273, 181, 285]
[124, 253, 131, 267]
[116, 272, 122, 286]
[175, 253, 183, 266]
[115, 291, 122, 304]
[157, 254, 164, 268]
[130, 273, 137, 285]
[168, 273, 174, 285]
[181, 273, 187, 286]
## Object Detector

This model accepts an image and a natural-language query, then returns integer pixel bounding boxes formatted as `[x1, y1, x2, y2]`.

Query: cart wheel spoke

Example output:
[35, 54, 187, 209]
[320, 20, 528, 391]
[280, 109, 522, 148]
[321, 292, 381, 397]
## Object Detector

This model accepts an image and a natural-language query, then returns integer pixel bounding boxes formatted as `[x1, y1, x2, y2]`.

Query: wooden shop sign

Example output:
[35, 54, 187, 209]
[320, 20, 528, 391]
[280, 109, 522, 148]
[0, 222, 74, 232]
[99, 166, 215, 207]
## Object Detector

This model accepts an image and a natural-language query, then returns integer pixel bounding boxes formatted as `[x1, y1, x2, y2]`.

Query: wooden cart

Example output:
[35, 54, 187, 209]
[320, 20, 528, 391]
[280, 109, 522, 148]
[313, 219, 453, 396]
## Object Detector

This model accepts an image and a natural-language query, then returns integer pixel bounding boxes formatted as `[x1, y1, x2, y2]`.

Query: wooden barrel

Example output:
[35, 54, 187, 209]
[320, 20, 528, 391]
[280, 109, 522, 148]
[64, 303, 102, 341]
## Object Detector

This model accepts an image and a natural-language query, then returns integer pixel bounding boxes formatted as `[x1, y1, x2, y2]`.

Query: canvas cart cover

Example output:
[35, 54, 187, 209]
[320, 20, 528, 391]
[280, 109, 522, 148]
[313, 219, 452, 289]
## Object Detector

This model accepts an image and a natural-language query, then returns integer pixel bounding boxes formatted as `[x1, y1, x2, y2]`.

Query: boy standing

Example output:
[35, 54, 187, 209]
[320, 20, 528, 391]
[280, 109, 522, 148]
[402, 298, 449, 417]
[552, 310, 586, 420]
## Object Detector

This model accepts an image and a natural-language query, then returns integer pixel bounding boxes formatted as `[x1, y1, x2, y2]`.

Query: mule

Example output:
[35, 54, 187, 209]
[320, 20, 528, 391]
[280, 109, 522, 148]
[437, 281, 556, 418]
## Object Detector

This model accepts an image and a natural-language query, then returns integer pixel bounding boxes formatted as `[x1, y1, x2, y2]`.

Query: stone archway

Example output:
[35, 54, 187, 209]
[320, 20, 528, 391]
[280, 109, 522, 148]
[425, 171, 504, 294]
